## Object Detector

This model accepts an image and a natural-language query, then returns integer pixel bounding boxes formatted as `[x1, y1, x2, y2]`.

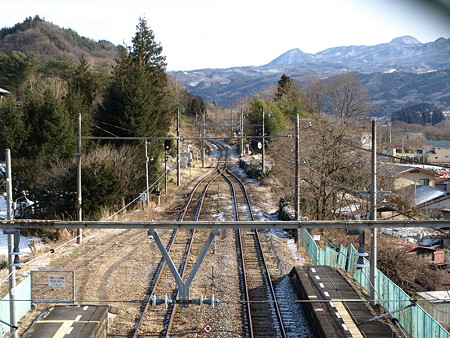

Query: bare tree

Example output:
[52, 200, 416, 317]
[326, 73, 371, 120]
[301, 73, 371, 121]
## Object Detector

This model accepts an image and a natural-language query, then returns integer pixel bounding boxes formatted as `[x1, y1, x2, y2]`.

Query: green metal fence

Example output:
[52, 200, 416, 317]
[298, 228, 450, 338]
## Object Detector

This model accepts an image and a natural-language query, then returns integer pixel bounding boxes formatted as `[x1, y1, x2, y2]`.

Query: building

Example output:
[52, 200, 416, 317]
[417, 291, 450, 323]
[0, 87, 10, 100]
[392, 164, 439, 190]
[388, 164, 450, 212]
[423, 140, 450, 165]
[435, 171, 450, 192]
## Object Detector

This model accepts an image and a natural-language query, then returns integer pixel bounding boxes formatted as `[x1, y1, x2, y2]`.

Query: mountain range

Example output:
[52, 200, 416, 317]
[171, 36, 450, 114]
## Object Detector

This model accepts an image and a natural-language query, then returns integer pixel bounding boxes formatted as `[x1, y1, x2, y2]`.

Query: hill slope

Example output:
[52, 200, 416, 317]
[0, 16, 118, 69]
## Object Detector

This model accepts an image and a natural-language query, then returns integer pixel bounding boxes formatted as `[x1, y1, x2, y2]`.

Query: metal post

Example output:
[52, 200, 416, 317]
[295, 114, 300, 221]
[370, 119, 377, 306]
[201, 111, 205, 168]
[240, 109, 244, 157]
[262, 108, 265, 175]
[164, 151, 168, 195]
[230, 109, 233, 136]
[76, 114, 82, 243]
[6, 149, 18, 338]
[177, 108, 181, 186]
[145, 141, 149, 203]
[72, 271, 76, 304]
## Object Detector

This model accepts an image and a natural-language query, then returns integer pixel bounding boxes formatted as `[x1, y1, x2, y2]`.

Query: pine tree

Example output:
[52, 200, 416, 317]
[274, 74, 303, 117]
[0, 94, 27, 157]
[24, 89, 75, 159]
[66, 56, 105, 142]
[99, 17, 172, 138]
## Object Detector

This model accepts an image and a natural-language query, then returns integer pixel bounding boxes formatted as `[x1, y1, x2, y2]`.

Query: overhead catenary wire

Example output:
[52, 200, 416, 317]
[93, 119, 134, 133]
[308, 124, 450, 169]
[302, 159, 416, 219]
[2, 298, 448, 304]
[92, 124, 119, 137]
[0, 169, 169, 286]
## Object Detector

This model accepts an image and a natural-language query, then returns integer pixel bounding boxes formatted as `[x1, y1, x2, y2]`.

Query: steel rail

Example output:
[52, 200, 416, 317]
[164, 163, 224, 336]
[163, 144, 227, 337]
[226, 166, 287, 337]
[132, 152, 223, 337]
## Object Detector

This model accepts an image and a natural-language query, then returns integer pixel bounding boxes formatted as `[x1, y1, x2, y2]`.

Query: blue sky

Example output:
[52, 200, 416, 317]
[0, 0, 449, 70]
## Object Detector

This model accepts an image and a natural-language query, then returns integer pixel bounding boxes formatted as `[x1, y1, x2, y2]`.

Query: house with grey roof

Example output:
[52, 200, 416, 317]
[391, 164, 439, 190]
[423, 140, 450, 165]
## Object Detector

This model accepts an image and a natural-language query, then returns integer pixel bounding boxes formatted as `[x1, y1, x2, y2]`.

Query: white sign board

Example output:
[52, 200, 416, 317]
[48, 275, 66, 287]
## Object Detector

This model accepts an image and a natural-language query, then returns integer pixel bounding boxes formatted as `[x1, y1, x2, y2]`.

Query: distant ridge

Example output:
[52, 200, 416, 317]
[264, 36, 450, 70]
[264, 48, 314, 66]
[171, 36, 450, 111]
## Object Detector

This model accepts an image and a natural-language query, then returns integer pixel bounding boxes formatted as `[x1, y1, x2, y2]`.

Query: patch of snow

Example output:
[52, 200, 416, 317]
[287, 239, 307, 266]
[275, 276, 312, 337]
[0, 195, 42, 257]
[0, 194, 5, 220]
[212, 212, 226, 221]
[381, 227, 440, 245]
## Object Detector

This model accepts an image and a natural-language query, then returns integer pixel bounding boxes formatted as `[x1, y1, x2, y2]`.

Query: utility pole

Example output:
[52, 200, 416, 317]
[76, 114, 82, 244]
[177, 108, 181, 186]
[230, 109, 234, 136]
[201, 111, 206, 168]
[262, 108, 265, 175]
[164, 150, 168, 195]
[295, 114, 300, 221]
[145, 141, 149, 203]
[370, 119, 377, 306]
[240, 109, 244, 157]
[5, 149, 18, 338]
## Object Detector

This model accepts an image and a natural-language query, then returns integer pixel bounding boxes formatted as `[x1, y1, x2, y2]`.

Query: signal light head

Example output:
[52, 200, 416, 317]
[164, 140, 171, 151]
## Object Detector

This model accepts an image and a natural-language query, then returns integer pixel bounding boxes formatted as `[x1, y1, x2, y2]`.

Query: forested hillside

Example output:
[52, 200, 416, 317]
[0, 17, 206, 228]
[0, 16, 118, 69]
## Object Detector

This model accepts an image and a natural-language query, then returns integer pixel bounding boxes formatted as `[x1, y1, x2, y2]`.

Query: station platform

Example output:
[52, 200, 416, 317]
[289, 266, 400, 337]
[24, 305, 116, 338]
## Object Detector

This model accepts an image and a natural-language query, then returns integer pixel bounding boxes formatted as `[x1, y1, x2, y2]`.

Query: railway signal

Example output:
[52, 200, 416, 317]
[164, 139, 171, 151]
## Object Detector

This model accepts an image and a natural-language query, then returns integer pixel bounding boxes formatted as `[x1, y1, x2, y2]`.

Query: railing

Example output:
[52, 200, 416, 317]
[298, 228, 450, 338]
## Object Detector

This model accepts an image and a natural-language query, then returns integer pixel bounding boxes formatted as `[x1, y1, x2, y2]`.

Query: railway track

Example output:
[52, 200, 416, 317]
[223, 164, 286, 337]
[131, 147, 224, 336]
[132, 141, 296, 337]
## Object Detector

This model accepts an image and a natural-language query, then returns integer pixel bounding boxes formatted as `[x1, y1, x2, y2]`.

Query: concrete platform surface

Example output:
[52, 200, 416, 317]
[25, 305, 110, 338]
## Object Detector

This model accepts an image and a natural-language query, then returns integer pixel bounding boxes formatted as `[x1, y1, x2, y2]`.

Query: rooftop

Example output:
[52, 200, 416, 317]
[423, 140, 450, 148]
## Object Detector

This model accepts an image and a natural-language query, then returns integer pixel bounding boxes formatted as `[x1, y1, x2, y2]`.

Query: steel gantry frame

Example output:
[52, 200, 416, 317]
[2, 219, 449, 309]
[1, 219, 449, 230]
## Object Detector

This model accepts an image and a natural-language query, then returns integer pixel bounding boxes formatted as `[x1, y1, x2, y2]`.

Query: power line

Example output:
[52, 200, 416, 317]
[92, 124, 119, 137]
[93, 120, 133, 133]
[302, 160, 415, 219]
[308, 124, 450, 169]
